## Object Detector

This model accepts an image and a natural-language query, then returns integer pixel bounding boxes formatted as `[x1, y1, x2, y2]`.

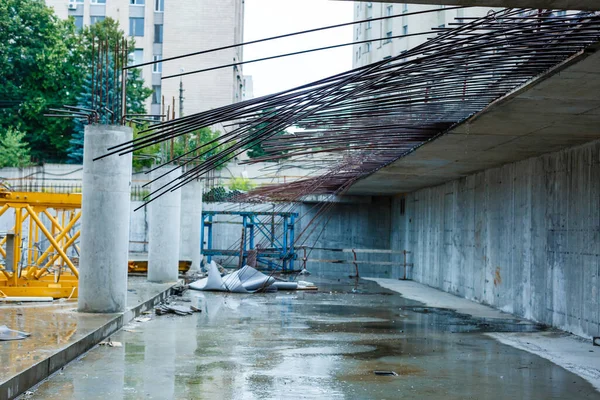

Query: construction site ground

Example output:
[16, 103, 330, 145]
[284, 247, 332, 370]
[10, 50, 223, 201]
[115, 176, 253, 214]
[19, 278, 600, 400]
[0, 277, 174, 399]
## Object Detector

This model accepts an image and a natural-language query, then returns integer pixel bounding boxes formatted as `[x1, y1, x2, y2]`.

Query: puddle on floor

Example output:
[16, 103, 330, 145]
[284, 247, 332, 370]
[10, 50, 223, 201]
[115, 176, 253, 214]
[22, 277, 599, 400]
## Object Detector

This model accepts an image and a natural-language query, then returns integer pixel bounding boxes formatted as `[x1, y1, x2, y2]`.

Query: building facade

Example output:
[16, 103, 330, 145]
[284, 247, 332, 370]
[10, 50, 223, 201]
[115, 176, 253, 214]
[45, 0, 244, 118]
[352, 2, 495, 68]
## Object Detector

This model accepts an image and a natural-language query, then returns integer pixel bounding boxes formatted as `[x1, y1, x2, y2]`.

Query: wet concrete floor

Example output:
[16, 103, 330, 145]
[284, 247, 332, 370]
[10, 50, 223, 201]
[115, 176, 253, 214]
[25, 278, 600, 399]
[0, 277, 172, 384]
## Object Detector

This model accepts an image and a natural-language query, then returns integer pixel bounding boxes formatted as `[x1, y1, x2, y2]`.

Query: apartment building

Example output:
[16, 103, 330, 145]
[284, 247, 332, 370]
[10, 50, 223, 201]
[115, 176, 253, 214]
[352, 2, 496, 68]
[45, 0, 245, 117]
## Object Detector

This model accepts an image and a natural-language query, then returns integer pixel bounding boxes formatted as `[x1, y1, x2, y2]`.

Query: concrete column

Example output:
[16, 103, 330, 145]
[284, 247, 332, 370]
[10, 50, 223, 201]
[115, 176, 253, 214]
[148, 165, 182, 282]
[78, 125, 132, 313]
[179, 178, 203, 272]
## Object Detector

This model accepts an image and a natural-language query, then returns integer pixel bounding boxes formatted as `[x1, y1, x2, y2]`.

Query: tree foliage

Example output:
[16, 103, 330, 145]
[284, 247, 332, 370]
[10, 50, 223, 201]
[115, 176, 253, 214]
[246, 110, 289, 161]
[131, 127, 229, 171]
[0, 3, 153, 165]
[228, 176, 255, 192]
[0, 128, 31, 168]
[0, 0, 85, 163]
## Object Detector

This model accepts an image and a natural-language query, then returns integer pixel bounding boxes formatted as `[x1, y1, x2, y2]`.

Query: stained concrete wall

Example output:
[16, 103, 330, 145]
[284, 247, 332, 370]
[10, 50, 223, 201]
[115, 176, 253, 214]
[391, 139, 600, 338]
[300, 197, 393, 277]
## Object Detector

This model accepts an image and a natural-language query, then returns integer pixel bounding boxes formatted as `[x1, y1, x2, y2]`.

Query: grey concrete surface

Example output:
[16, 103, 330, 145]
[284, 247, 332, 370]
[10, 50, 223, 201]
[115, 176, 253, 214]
[25, 278, 599, 399]
[342, 0, 600, 11]
[179, 178, 203, 271]
[148, 166, 182, 283]
[0, 277, 174, 400]
[348, 45, 600, 196]
[390, 138, 600, 338]
[369, 278, 600, 390]
[78, 125, 132, 313]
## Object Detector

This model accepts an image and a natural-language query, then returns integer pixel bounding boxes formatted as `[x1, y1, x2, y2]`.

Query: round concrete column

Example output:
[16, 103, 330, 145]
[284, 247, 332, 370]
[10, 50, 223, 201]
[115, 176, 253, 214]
[78, 125, 132, 313]
[148, 165, 182, 283]
[179, 177, 203, 272]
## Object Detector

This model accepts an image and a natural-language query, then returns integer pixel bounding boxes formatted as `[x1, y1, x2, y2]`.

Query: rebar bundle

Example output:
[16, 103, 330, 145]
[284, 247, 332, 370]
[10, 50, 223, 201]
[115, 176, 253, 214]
[100, 8, 600, 205]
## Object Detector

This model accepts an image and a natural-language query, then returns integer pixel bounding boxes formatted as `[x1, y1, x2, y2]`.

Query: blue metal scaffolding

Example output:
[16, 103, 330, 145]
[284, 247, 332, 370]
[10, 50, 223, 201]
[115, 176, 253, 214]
[201, 210, 298, 271]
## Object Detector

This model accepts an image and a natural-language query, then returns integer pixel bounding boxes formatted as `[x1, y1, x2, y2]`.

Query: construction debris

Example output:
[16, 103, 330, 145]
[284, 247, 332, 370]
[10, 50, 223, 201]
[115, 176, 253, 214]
[0, 325, 30, 341]
[189, 261, 317, 293]
[99, 339, 122, 347]
[154, 303, 201, 316]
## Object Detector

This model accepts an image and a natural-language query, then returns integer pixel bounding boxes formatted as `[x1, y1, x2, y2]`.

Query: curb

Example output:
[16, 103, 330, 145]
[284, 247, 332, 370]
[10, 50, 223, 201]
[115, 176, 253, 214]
[1, 285, 174, 400]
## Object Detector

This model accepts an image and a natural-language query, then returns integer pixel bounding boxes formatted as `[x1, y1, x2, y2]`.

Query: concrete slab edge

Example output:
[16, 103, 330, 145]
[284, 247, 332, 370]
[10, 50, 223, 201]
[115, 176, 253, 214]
[0, 285, 176, 400]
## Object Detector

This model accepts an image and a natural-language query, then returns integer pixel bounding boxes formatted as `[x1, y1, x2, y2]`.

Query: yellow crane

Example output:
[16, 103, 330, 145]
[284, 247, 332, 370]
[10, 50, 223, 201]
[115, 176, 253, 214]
[0, 189, 80, 298]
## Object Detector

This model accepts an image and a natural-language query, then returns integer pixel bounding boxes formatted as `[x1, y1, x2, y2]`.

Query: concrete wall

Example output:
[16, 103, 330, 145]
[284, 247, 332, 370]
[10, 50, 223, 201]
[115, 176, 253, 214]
[391, 139, 600, 338]
[299, 197, 393, 277]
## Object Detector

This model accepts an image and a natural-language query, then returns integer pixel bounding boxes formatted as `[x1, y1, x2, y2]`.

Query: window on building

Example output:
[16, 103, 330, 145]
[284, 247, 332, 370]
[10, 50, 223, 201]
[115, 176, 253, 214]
[365, 42, 372, 53]
[129, 17, 144, 36]
[91, 16, 105, 25]
[402, 25, 408, 35]
[73, 16, 83, 30]
[151, 85, 161, 104]
[91, 0, 106, 3]
[385, 31, 392, 43]
[402, 3, 408, 13]
[366, 19, 372, 29]
[438, 24, 445, 29]
[355, 51, 359, 62]
[385, 5, 393, 16]
[154, 24, 163, 43]
[129, 48, 143, 66]
[130, 0, 145, 4]
[69, 0, 84, 3]
[155, 0, 164, 12]
[152, 55, 162, 73]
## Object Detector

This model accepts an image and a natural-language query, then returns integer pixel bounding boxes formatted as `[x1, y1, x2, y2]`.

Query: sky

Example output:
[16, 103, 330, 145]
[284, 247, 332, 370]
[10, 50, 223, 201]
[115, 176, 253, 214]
[242, 0, 354, 98]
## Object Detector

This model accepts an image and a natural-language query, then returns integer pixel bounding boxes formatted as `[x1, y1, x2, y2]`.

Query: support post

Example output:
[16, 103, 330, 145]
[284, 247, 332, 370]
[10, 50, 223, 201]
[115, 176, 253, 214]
[148, 165, 182, 283]
[179, 177, 203, 272]
[78, 125, 132, 313]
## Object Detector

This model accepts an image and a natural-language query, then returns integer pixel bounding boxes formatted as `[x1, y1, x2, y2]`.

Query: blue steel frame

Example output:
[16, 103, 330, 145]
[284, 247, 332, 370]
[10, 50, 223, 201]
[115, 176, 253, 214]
[200, 211, 298, 271]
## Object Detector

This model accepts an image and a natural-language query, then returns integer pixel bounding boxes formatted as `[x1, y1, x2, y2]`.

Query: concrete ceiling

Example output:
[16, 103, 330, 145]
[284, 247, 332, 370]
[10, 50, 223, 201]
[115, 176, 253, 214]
[347, 46, 600, 195]
[351, 1, 599, 11]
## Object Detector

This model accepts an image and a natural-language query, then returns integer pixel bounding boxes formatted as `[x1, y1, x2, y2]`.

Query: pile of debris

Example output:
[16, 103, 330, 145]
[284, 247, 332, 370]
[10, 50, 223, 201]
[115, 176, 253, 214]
[189, 261, 317, 293]
[154, 303, 201, 316]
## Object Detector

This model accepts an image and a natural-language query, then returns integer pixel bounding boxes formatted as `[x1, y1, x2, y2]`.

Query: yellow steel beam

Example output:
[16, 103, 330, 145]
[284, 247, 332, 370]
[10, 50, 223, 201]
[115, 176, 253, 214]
[43, 209, 79, 248]
[12, 207, 22, 285]
[0, 192, 81, 208]
[34, 231, 80, 279]
[24, 206, 79, 279]
[32, 211, 80, 277]
[0, 285, 78, 299]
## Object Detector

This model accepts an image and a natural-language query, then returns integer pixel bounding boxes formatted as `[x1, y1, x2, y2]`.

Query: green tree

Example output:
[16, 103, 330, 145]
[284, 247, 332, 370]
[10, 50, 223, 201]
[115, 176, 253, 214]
[0, 0, 85, 163]
[227, 176, 255, 192]
[131, 127, 229, 172]
[67, 18, 152, 163]
[132, 124, 161, 171]
[0, 128, 31, 168]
